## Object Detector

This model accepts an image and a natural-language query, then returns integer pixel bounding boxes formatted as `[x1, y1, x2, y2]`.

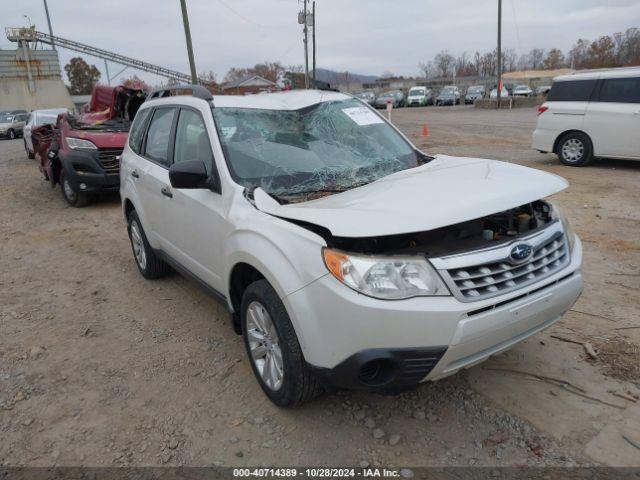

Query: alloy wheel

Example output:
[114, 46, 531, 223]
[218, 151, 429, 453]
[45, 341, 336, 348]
[130, 220, 147, 271]
[561, 138, 584, 163]
[246, 301, 284, 391]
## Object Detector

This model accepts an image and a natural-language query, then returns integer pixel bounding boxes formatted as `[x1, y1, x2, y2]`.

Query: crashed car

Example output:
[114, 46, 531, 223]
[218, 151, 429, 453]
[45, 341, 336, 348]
[121, 87, 583, 407]
[32, 85, 146, 206]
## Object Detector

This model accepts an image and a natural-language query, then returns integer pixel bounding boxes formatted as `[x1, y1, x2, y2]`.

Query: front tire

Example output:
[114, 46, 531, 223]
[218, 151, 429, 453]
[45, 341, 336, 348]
[241, 279, 322, 407]
[60, 169, 90, 207]
[7, 129, 15, 140]
[557, 132, 593, 167]
[127, 210, 169, 279]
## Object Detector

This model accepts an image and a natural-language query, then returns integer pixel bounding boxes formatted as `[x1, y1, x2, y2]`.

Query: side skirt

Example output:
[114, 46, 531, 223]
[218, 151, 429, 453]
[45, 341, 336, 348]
[154, 250, 238, 331]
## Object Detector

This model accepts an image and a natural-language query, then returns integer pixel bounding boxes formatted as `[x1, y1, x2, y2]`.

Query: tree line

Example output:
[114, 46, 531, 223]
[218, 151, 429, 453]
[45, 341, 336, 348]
[419, 27, 640, 79]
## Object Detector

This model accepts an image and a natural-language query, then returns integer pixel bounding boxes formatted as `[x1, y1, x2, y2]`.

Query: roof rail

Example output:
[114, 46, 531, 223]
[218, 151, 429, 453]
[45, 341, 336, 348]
[148, 84, 214, 102]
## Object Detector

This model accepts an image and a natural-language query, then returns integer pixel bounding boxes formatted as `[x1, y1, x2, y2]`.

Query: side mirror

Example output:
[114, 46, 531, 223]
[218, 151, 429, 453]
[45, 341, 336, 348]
[169, 160, 210, 189]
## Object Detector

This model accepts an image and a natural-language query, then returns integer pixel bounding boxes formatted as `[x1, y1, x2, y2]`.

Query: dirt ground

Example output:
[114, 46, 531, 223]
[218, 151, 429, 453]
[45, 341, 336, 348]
[1, 105, 639, 468]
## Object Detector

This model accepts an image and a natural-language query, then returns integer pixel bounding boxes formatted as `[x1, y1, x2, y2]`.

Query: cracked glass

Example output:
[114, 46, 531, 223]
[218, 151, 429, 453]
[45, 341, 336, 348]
[212, 99, 429, 202]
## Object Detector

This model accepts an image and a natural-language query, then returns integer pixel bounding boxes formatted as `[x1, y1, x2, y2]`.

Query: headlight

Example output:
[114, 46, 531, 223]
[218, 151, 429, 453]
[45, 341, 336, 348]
[323, 248, 450, 300]
[66, 137, 98, 150]
[550, 203, 575, 253]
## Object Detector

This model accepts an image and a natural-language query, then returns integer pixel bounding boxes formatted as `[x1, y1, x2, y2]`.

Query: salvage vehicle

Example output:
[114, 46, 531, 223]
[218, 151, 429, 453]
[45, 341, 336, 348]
[0, 111, 27, 140]
[406, 86, 432, 107]
[33, 85, 146, 206]
[121, 85, 583, 407]
[23, 108, 69, 159]
[465, 85, 486, 104]
[533, 67, 640, 166]
[435, 86, 461, 106]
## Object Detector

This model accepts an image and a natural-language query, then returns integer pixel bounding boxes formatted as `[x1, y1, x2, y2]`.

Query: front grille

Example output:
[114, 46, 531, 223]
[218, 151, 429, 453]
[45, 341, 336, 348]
[443, 231, 569, 302]
[97, 148, 123, 175]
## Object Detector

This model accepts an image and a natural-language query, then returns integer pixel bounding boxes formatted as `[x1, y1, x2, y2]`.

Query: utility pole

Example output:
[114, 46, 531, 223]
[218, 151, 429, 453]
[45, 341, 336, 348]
[180, 0, 198, 84]
[497, 0, 502, 107]
[312, 1, 316, 86]
[303, 0, 309, 88]
[43, 0, 56, 50]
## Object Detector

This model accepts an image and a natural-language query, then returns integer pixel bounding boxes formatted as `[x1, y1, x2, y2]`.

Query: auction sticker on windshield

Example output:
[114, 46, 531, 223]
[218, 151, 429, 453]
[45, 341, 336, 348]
[342, 107, 384, 126]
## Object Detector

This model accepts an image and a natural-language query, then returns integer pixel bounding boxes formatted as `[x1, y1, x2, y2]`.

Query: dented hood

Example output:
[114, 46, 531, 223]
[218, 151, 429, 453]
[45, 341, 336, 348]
[254, 155, 568, 238]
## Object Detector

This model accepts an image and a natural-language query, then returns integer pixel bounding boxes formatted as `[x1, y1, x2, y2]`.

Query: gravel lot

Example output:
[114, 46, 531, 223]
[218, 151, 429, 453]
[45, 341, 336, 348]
[1, 105, 638, 467]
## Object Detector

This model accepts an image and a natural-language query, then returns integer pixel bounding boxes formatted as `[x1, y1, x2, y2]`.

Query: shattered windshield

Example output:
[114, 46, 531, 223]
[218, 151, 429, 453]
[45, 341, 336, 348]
[212, 99, 429, 201]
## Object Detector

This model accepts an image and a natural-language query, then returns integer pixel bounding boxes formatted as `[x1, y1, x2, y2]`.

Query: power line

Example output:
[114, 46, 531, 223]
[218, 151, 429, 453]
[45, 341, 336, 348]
[510, 0, 522, 53]
[213, 0, 284, 30]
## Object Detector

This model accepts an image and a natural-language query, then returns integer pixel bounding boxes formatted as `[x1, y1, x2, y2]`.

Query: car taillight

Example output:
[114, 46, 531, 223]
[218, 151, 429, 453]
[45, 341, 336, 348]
[537, 105, 549, 116]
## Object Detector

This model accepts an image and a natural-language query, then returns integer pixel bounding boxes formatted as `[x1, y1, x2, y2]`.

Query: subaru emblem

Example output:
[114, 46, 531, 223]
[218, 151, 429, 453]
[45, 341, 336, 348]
[510, 243, 533, 263]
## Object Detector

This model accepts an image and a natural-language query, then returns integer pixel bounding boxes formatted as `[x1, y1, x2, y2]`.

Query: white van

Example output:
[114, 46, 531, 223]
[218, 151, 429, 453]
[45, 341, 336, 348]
[532, 67, 640, 166]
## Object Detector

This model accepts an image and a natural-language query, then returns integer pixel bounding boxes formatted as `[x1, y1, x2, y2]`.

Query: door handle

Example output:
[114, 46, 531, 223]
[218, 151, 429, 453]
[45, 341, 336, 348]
[131, 170, 139, 178]
[161, 186, 173, 198]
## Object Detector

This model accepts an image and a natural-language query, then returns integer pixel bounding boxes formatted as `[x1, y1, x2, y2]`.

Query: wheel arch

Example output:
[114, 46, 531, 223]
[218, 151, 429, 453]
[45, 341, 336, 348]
[553, 129, 593, 154]
[225, 229, 325, 348]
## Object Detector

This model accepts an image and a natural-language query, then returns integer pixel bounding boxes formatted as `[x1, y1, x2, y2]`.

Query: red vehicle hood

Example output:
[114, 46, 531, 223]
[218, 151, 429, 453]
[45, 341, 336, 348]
[66, 128, 128, 149]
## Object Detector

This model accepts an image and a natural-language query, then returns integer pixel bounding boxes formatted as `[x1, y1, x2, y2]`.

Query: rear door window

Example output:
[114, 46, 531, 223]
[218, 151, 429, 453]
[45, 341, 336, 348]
[128, 107, 153, 154]
[596, 77, 640, 104]
[143, 107, 175, 167]
[547, 80, 597, 102]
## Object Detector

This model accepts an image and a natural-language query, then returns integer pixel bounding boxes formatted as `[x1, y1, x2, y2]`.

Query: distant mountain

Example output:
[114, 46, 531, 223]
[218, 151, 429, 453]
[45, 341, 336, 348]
[313, 68, 378, 85]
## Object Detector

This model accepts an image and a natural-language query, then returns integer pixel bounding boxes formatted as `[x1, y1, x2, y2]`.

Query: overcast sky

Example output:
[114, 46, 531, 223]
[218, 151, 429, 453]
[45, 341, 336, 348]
[2, 0, 639, 85]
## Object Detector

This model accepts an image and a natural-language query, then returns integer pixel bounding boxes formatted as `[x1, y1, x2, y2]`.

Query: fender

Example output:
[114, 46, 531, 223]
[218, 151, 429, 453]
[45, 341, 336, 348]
[225, 227, 328, 355]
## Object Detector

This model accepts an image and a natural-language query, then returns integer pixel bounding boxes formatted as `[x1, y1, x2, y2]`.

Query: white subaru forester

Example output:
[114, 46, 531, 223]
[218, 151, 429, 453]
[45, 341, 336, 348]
[121, 85, 583, 407]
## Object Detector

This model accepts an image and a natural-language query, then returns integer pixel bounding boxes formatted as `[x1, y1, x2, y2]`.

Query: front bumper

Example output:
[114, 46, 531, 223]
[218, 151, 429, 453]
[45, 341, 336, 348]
[60, 150, 120, 193]
[285, 237, 583, 390]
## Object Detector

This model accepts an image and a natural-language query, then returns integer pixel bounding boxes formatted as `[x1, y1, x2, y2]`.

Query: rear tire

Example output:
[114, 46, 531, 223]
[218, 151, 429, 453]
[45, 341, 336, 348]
[557, 132, 593, 167]
[127, 210, 169, 279]
[241, 279, 322, 407]
[60, 169, 90, 207]
[25, 139, 35, 159]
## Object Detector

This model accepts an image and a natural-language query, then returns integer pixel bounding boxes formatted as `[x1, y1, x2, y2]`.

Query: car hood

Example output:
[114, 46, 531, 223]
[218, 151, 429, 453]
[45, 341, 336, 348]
[254, 155, 568, 238]
[0, 122, 12, 129]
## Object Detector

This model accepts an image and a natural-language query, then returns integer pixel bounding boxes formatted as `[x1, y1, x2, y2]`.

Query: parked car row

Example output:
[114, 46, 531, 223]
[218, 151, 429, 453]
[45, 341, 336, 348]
[354, 83, 546, 109]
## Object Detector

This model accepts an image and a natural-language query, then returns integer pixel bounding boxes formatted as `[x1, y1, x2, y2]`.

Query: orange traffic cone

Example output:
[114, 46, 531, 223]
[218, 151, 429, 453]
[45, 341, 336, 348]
[421, 124, 430, 137]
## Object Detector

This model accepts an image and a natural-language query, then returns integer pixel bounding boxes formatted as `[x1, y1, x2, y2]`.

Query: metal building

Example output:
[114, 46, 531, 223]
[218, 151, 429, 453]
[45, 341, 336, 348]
[1, 28, 73, 111]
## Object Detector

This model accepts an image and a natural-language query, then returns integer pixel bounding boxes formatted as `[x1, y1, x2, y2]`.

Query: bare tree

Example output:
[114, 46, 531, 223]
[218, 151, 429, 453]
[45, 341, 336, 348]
[542, 48, 566, 69]
[432, 50, 455, 77]
[502, 48, 518, 72]
[568, 38, 590, 69]
[587, 36, 617, 68]
[529, 48, 546, 70]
